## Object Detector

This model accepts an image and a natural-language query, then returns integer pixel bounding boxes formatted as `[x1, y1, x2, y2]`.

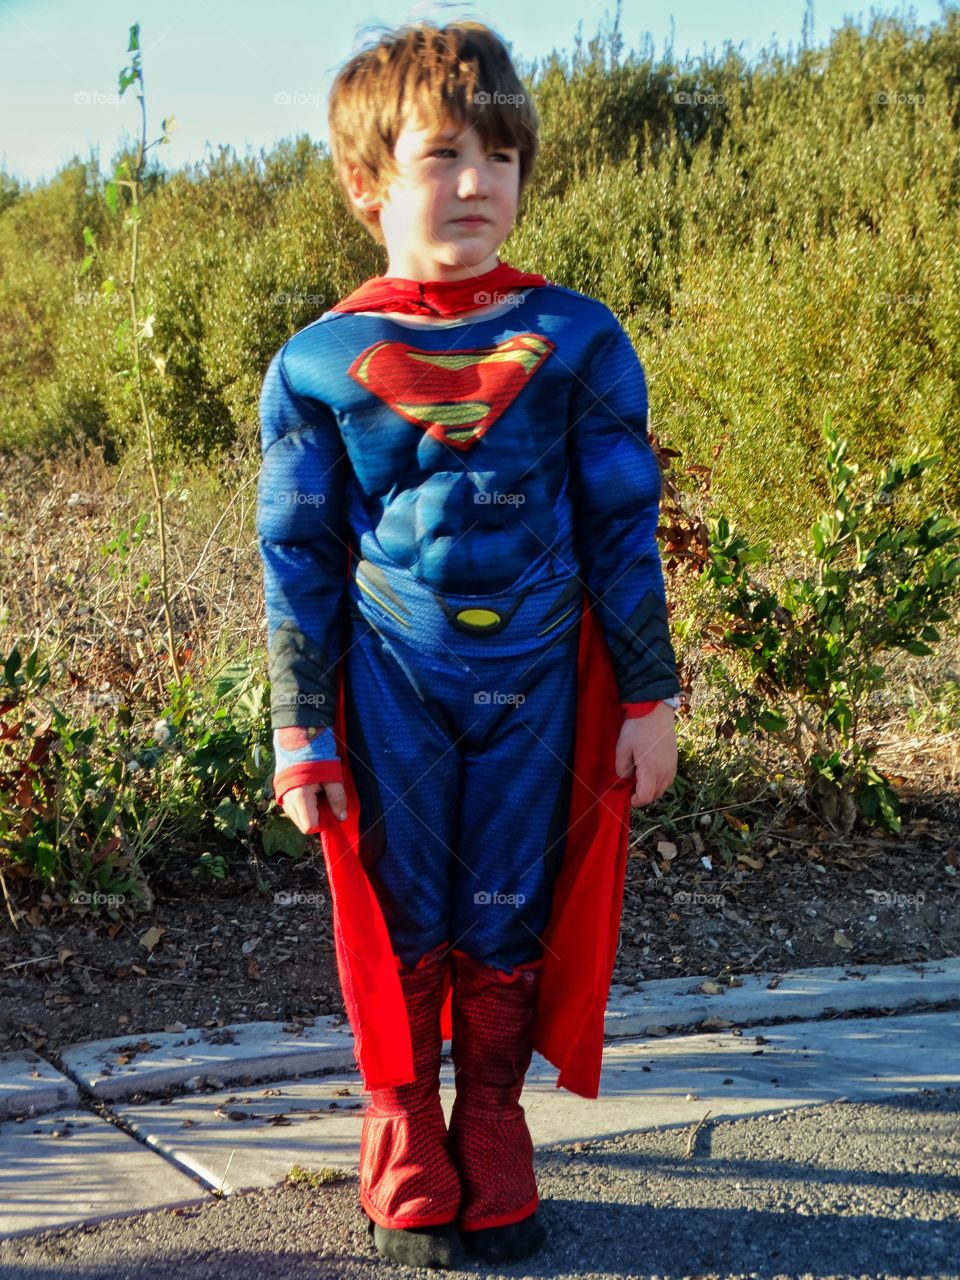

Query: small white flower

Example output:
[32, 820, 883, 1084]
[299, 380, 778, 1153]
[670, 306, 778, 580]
[153, 718, 174, 748]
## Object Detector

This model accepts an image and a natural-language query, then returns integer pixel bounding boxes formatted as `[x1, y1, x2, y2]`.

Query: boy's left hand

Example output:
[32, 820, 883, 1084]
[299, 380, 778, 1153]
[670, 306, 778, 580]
[615, 703, 678, 807]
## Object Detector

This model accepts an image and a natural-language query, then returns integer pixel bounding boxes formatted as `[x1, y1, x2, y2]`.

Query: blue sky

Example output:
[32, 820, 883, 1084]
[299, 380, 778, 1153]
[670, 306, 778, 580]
[0, 0, 950, 186]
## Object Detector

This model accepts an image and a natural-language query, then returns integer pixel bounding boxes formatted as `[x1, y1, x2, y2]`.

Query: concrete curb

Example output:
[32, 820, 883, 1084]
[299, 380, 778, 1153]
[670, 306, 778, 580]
[604, 956, 960, 1036]
[2, 958, 958, 1120]
[0, 1050, 78, 1121]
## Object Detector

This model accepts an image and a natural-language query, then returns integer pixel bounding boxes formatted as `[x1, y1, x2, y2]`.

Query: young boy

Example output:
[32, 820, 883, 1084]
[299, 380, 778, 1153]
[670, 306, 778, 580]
[257, 19, 680, 1269]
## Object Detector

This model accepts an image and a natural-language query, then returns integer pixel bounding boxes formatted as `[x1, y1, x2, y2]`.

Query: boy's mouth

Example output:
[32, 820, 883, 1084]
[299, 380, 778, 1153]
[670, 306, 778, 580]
[453, 216, 489, 225]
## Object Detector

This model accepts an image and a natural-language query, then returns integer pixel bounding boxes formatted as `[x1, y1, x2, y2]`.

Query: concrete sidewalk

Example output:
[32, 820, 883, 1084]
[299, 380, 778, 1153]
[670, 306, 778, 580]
[1, 957, 958, 1248]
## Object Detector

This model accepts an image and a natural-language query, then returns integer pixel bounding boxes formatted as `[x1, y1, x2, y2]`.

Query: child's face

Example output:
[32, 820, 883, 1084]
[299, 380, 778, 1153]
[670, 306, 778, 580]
[352, 107, 521, 281]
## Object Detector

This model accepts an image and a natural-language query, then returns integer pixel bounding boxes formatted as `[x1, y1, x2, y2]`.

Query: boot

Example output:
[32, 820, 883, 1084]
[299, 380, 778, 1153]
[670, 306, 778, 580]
[448, 949, 548, 1263]
[359, 941, 464, 1268]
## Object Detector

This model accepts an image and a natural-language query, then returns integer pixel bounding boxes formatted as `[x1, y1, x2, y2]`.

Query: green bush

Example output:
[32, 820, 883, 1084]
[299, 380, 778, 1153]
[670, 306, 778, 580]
[1, 8, 957, 527]
[699, 411, 960, 833]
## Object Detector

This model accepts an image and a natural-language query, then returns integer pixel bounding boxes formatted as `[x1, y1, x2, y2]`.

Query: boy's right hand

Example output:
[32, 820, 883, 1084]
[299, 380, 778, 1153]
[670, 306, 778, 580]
[281, 782, 349, 835]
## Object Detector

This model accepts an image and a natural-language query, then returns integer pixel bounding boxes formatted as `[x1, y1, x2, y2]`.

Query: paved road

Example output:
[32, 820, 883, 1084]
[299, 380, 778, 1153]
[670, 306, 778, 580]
[2, 1086, 957, 1280]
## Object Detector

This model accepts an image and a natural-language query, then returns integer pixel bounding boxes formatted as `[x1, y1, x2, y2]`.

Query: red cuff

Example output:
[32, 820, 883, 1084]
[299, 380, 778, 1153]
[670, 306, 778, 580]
[274, 759, 343, 805]
[621, 701, 659, 718]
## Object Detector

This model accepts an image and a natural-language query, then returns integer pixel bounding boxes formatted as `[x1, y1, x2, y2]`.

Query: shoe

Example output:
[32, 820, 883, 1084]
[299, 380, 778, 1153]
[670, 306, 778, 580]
[359, 942, 462, 1231]
[447, 950, 544, 1247]
[461, 1208, 547, 1263]
[365, 1210, 466, 1268]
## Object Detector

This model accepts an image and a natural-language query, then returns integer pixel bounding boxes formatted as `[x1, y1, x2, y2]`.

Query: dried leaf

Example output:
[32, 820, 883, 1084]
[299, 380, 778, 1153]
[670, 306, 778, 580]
[139, 925, 164, 952]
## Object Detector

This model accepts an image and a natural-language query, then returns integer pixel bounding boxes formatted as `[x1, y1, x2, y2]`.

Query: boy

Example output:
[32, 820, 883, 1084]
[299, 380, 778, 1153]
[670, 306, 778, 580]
[256, 19, 680, 1270]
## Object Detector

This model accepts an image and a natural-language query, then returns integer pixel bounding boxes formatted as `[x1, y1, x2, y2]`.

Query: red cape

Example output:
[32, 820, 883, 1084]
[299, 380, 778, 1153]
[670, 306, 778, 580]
[309, 551, 633, 1100]
[329, 260, 549, 317]
[290, 262, 635, 1099]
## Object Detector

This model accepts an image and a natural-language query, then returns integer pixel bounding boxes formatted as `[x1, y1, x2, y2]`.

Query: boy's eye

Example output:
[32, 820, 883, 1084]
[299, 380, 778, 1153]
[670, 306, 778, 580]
[429, 148, 514, 161]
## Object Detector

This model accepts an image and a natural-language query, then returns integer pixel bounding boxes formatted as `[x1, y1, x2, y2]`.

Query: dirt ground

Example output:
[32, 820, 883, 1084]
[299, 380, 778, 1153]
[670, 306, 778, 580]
[2, 785, 957, 1057]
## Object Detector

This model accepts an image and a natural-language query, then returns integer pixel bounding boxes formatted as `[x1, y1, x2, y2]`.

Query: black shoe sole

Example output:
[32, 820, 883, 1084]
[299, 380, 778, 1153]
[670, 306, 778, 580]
[365, 1212, 466, 1269]
[460, 1210, 547, 1263]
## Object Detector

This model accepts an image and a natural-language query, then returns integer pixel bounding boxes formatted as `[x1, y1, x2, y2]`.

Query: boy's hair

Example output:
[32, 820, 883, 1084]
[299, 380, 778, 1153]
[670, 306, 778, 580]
[328, 20, 539, 245]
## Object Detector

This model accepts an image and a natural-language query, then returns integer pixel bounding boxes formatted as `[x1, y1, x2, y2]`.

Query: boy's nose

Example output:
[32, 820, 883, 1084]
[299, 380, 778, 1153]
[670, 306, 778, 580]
[457, 165, 488, 198]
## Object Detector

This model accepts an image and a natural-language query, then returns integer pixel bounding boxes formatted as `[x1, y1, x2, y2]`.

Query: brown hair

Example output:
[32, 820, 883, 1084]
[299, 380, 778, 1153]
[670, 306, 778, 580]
[328, 20, 539, 244]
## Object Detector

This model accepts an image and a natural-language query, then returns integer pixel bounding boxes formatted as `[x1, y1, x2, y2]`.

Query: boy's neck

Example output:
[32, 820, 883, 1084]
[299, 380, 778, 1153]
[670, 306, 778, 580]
[382, 251, 502, 284]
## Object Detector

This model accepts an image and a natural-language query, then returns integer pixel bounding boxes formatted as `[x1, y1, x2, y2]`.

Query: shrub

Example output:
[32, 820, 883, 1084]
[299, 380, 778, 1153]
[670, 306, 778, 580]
[699, 411, 960, 833]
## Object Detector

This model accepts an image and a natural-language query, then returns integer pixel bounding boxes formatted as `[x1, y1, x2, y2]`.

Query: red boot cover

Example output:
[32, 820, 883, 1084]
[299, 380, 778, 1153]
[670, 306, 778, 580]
[359, 942, 462, 1229]
[448, 950, 542, 1231]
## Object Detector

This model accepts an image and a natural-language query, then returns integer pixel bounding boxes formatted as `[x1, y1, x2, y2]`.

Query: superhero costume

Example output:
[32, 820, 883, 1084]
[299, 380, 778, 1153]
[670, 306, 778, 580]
[256, 260, 679, 1234]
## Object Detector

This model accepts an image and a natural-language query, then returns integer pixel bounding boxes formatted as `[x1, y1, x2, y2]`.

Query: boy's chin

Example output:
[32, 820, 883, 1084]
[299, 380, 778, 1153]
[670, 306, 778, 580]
[434, 240, 506, 269]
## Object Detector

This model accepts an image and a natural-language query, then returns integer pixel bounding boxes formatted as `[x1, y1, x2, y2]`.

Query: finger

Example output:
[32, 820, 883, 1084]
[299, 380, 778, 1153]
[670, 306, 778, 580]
[282, 794, 309, 835]
[323, 782, 348, 822]
[303, 789, 323, 834]
[632, 772, 657, 807]
[615, 744, 635, 778]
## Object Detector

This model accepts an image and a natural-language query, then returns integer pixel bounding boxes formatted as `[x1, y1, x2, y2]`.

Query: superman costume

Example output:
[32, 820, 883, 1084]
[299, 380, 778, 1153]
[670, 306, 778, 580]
[256, 260, 679, 1234]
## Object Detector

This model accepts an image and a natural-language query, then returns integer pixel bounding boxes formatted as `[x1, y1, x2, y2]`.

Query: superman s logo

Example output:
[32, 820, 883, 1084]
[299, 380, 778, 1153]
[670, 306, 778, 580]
[347, 333, 555, 450]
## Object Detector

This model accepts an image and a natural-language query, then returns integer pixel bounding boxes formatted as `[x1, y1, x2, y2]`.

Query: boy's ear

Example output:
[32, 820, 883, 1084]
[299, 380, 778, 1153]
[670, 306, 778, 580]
[345, 160, 382, 212]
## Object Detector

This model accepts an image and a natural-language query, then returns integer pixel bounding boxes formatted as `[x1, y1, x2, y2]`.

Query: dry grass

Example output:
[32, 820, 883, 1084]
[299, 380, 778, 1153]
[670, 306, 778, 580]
[0, 439, 264, 719]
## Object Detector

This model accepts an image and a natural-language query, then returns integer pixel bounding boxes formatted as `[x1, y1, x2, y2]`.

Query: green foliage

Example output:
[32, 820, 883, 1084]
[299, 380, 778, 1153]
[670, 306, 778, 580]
[0, 635, 299, 903]
[0, 6, 955, 526]
[904, 677, 960, 734]
[700, 411, 960, 832]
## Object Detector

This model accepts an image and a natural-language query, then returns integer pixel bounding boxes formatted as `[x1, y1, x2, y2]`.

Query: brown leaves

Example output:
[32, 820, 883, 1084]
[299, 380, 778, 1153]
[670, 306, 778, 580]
[139, 924, 164, 952]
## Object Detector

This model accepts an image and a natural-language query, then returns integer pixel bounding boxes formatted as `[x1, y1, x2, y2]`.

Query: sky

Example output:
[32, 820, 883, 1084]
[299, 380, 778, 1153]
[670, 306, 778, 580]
[0, 0, 951, 187]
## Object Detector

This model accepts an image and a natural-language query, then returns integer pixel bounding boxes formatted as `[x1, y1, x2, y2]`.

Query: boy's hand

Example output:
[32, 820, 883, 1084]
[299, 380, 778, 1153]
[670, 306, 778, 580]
[614, 703, 678, 807]
[281, 782, 349, 835]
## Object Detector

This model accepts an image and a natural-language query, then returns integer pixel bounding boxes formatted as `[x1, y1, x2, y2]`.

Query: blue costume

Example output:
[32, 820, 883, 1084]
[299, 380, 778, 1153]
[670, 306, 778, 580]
[257, 280, 678, 972]
[256, 266, 680, 1234]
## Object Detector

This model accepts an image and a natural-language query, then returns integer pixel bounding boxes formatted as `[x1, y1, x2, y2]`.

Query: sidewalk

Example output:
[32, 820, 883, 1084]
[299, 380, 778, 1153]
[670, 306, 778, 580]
[1, 957, 958, 1273]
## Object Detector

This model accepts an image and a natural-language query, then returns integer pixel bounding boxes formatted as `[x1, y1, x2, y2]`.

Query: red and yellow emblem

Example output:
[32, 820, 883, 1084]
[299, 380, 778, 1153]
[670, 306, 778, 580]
[347, 333, 555, 450]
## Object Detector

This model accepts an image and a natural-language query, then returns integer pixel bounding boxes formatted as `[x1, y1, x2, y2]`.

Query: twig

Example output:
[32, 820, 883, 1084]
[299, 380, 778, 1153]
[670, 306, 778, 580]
[684, 1109, 712, 1157]
[0, 867, 20, 931]
[633, 784, 772, 845]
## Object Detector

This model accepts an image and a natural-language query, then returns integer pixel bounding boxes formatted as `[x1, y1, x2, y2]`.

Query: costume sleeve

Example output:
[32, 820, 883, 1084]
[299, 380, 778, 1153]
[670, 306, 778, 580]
[257, 346, 351, 799]
[567, 321, 680, 704]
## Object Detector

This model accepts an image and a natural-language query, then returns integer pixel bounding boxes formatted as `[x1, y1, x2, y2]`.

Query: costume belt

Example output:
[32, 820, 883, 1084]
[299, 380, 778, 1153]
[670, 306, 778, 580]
[347, 549, 583, 660]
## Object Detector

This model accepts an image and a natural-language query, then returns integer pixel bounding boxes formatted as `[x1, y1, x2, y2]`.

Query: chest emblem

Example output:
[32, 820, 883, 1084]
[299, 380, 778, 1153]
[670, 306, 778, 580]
[347, 332, 555, 450]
